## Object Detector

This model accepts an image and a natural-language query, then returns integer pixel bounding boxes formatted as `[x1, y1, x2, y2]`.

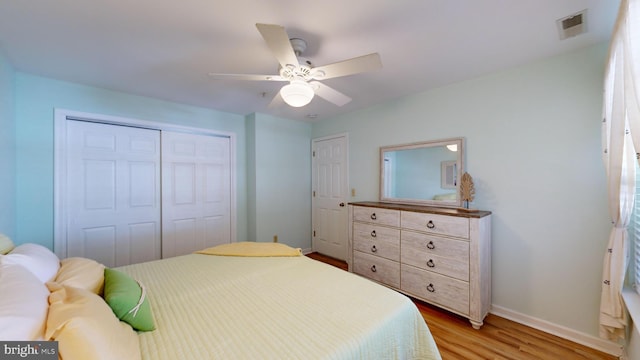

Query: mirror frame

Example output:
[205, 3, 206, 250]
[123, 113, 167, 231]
[379, 137, 465, 208]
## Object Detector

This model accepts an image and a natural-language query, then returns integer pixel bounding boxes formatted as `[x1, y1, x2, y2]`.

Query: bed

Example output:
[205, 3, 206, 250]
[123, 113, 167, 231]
[0, 240, 442, 360]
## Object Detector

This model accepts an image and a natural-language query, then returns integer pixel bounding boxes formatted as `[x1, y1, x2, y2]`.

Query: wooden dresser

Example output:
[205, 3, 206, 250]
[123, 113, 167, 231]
[348, 201, 492, 329]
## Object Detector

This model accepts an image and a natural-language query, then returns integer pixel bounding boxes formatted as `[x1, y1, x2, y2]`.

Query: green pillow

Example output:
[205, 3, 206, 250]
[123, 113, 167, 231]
[103, 268, 155, 331]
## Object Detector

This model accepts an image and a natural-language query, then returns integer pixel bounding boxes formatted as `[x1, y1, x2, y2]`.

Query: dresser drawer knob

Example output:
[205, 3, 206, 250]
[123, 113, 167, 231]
[370, 265, 377, 272]
[370, 230, 377, 237]
[426, 283, 435, 292]
[427, 259, 435, 268]
[370, 213, 377, 220]
[426, 220, 435, 229]
[371, 245, 378, 253]
[426, 241, 435, 250]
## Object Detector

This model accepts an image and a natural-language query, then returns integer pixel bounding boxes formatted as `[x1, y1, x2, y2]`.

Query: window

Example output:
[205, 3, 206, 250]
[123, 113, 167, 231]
[603, 0, 640, 339]
[626, 161, 640, 327]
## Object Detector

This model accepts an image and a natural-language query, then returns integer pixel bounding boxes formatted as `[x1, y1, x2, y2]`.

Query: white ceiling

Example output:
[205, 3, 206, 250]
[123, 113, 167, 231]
[0, 0, 620, 122]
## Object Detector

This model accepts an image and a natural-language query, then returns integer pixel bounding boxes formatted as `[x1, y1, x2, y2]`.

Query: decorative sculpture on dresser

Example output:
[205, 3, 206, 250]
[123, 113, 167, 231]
[460, 172, 475, 209]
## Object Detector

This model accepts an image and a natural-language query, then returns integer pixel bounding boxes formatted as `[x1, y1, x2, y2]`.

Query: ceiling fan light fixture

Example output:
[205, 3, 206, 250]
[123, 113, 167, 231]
[280, 80, 314, 107]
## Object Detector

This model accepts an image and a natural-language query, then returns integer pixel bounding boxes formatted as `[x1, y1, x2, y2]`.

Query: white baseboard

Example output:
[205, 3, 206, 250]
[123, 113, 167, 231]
[490, 305, 623, 357]
[301, 247, 313, 255]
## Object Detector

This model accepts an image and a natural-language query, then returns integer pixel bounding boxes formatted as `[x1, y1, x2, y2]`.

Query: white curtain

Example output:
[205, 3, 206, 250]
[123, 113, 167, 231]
[600, 0, 640, 341]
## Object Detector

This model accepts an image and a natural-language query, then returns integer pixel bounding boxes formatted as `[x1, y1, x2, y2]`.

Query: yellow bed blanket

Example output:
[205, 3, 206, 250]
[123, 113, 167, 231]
[195, 241, 302, 257]
[117, 253, 442, 360]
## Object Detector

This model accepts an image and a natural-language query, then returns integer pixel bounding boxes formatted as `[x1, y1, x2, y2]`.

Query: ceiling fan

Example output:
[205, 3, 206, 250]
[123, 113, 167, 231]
[208, 23, 382, 108]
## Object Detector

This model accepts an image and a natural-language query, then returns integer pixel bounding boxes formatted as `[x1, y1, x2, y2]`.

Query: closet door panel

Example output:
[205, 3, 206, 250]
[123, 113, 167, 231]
[66, 120, 161, 267]
[172, 163, 197, 204]
[129, 161, 157, 207]
[169, 218, 199, 257]
[203, 214, 229, 249]
[162, 132, 231, 257]
[83, 160, 116, 210]
[80, 226, 116, 267]
[128, 221, 160, 264]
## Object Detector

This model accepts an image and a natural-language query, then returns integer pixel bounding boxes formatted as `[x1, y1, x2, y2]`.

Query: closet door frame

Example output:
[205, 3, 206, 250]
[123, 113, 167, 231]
[53, 108, 237, 258]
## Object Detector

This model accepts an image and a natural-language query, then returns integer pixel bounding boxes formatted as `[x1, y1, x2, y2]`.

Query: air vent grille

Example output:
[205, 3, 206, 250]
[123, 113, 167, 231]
[557, 9, 588, 40]
[562, 13, 582, 30]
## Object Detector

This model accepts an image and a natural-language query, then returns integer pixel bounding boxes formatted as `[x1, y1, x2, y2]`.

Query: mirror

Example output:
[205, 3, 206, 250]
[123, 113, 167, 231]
[380, 137, 464, 207]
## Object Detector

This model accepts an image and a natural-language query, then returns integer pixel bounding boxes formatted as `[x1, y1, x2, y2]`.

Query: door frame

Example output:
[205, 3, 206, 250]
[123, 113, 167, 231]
[53, 108, 237, 258]
[311, 132, 349, 258]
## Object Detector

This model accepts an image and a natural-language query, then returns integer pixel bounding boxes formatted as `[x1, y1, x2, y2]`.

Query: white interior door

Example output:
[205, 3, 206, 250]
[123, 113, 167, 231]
[162, 131, 232, 257]
[65, 120, 161, 267]
[312, 134, 348, 260]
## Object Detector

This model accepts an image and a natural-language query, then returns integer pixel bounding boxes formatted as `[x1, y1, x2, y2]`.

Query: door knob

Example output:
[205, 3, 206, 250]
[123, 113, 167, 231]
[339, 202, 345, 207]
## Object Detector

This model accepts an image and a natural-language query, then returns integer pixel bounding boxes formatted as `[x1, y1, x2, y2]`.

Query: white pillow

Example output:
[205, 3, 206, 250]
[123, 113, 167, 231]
[0, 263, 50, 340]
[0, 233, 14, 254]
[0, 243, 60, 282]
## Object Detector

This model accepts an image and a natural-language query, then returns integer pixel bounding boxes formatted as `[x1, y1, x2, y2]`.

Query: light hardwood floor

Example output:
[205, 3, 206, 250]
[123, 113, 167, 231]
[306, 252, 617, 360]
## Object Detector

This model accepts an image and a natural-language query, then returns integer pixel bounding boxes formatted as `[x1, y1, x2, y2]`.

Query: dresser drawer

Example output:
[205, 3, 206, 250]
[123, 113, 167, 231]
[400, 230, 469, 263]
[401, 264, 469, 315]
[353, 206, 400, 227]
[353, 223, 400, 261]
[401, 252, 469, 281]
[401, 211, 469, 239]
[401, 231, 469, 281]
[353, 251, 400, 288]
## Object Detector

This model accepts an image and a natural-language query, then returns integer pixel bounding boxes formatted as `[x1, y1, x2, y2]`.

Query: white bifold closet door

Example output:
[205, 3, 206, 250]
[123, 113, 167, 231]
[161, 131, 231, 258]
[66, 120, 162, 267]
[63, 120, 232, 267]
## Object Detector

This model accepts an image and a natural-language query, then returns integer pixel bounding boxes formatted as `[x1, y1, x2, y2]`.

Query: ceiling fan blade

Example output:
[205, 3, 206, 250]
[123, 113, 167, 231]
[310, 81, 351, 107]
[311, 53, 382, 80]
[267, 91, 285, 108]
[208, 73, 286, 81]
[256, 23, 299, 69]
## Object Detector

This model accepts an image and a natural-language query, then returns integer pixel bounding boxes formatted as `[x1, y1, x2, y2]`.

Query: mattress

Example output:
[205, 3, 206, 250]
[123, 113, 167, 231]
[117, 253, 441, 359]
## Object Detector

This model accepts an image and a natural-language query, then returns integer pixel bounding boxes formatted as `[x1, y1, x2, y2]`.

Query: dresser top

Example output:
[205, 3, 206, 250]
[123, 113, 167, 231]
[349, 201, 492, 218]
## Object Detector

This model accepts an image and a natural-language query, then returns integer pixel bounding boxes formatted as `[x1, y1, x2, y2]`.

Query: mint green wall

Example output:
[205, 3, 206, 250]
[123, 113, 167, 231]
[14, 73, 247, 249]
[313, 43, 610, 338]
[0, 51, 16, 239]
[246, 113, 257, 242]
[247, 113, 312, 249]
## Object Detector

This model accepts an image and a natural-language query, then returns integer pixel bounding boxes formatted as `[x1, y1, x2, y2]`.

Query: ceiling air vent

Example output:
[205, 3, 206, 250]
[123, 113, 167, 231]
[557, 9, 588, 40]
